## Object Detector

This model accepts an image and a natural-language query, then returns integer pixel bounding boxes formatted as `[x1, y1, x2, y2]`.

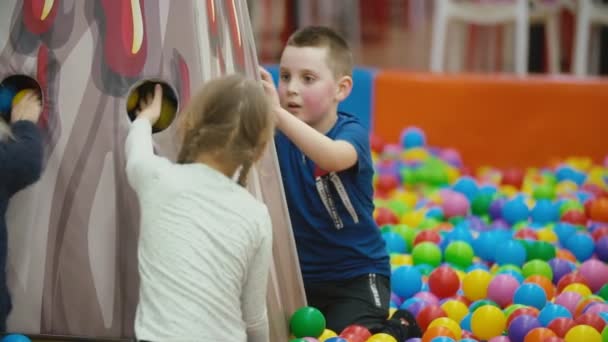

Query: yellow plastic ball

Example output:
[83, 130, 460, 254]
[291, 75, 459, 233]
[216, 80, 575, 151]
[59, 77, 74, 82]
[562, 283, 592, 297]
[127, 91, 139, 111]
[537, 228, 558, 243]
[428, 317, 462, 339]
[564, 324, 602, 342]
[367, 333, 397, 342]
[471, 305, 506, 340]
[390, 254, 412, 267]
[11, 89, 33, 106]
[462, 269, 493, 301]
[440, 300, 469, 327]
[317, 329, 337, 341]
[153, 98, 177, 131]
[400, 210, 424, 228]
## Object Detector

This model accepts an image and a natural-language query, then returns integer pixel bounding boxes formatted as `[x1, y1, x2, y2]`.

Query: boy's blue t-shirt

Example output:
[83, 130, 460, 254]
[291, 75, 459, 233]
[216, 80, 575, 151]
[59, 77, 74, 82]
[275, 112, 390, 284]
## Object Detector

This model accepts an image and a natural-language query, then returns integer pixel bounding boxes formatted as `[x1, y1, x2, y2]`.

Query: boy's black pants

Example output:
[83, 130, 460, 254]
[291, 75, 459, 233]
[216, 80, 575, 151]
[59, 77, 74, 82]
[305, 273, 421, 341]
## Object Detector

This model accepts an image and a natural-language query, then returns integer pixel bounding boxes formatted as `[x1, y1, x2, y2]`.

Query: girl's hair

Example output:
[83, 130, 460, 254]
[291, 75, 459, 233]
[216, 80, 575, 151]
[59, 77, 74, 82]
[177, 74, 273, 187]
[0, 117, 13, 142]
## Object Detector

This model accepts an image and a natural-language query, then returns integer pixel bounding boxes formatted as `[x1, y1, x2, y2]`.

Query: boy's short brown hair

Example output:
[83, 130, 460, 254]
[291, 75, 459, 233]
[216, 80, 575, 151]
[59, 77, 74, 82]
[286, 26, 353, 78]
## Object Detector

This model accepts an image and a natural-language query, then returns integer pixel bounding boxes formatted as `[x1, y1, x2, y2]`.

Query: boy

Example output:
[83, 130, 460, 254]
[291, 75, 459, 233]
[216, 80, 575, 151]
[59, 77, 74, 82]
[259, 26, 420, 339]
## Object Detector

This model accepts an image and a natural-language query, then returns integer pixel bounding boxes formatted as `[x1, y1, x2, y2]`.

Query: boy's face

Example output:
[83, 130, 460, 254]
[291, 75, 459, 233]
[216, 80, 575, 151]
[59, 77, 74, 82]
[278, 46, 339, 130]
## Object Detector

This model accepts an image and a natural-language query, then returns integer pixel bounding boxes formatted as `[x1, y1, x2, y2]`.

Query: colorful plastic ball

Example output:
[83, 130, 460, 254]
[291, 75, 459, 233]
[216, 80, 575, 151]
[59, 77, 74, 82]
[508, 307, 541, 327]
[522, 260, 553, 281]
[532, 196, 557, 217]
[440, 299, 469, 324]
[400, 127, 426, 149]
[444, 241, 474, 269]
[596, 236, 608, 263]
[462, 269, 493, 301]
[513, 283, 547, 309]
[382, 232, 408, 254]
[375, 207, 400, 226]
[471, 305, 506, 340]
[487, 274, 521, 308]
[547, 317, 576, 338]
[525, 241, 557, 262]
[441, 191, 470, 219]
[564, 324, 602, 342]
[574, 313, 606, 333]
[411, 242, 442, 267]
[495, 240, 527, 266]
[339, 325, 371, 342]
[318, 329, 338, 341]
[391, 266, 423, 298]
[538, 303, 573, 327]
[547, 258, 575, 284]
[502, 168, 525, 189]
[428, 266, 460, 298]
[472, 193, 494, 216]
[1, 335, 31, 342]
[414, 230, 441, 246]
[556, 273, 588, 293]
[416, 305, 447, 331]
[290, 306, 326, 338]
[524, 275, 556, 300]
[561, 209, 588, 226]
[428, 317, 462, 339]
[421, 326, 454, 342]
[324, 338, 347, 342]
[524, 327, 557, 342]
[553, 291, 582, 315]
[578, 259, 608, 292]
[0, 86, 16, 115]
[452, 176, 479, 201]
[562, 283, 592, 298]
[502, 198, 530, 225]
[472, 231, 500, 262]
[508, 315, 542, 342]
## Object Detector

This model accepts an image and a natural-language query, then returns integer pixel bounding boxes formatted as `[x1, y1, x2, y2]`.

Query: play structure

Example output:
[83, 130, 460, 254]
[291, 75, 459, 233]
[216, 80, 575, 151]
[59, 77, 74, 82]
[0, 1, 304, 340]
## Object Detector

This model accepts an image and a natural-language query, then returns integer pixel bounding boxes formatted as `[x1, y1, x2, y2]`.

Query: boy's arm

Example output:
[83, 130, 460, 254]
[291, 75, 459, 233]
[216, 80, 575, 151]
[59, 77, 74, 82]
[1, 121, 43, 192]
[259, 67, 357, 172]
[275, 107, 358, 172]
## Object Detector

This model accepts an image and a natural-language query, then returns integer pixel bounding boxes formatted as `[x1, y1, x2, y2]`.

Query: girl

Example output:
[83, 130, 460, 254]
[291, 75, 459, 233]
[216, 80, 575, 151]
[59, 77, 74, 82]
[0, 91, 43, 331]
[125, 74, 274, 342]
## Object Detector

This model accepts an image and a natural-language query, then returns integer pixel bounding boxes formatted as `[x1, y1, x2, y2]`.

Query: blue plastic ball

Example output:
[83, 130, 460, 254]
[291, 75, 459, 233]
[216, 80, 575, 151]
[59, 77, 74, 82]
[513, 283, 547, 309]
[391, 266, 422, 298]
[501, 198, 530, 225]
[531, 200, 559, 224]
[400, 126, 426, 149]
[495, 239, 527, 266]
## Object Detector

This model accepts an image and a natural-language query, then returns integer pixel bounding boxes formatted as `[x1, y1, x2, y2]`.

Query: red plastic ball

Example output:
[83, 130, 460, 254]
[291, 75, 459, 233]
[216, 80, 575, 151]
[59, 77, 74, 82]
[502, 167, 525, 189]
[428, 266, 460, 298]
[561, 210, 587, 226]
[339, 325, 372, 342]
[413, 230, 442, 246]
[416, 305, 446, 331]
[375, 207, 399, 226]
[547, 317, 576, 338]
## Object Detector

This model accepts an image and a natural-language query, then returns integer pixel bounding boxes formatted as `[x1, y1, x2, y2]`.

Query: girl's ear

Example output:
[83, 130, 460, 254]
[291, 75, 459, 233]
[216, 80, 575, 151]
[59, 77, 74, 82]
[335, 75, 353, 102]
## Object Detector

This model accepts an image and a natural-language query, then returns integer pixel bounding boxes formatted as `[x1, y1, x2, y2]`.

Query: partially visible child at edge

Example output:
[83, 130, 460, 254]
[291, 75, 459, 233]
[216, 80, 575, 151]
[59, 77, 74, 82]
[125, 75, 274, 342]
[260, 26, 422, 340]
[0, 91, 43, 331]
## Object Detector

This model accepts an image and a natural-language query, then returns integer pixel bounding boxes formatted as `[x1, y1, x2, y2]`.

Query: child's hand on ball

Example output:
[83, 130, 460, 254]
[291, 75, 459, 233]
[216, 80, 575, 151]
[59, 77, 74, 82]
[11, 90, 42, 124]
[135, 84, 163, 126]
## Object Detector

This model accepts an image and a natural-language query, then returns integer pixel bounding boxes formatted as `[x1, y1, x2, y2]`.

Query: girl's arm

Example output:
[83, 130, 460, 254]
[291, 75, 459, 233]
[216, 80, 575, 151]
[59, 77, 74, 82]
[124, 85, 170, 192]
[242, 212, 273, 342]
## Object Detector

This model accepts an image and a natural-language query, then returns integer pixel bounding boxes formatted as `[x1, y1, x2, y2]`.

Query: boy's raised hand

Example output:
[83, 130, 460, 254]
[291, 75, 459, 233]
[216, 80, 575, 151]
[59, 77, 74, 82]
[258, 67, 280, 110]
[11, 91, 42, 124]
[135, 84, 163, 126]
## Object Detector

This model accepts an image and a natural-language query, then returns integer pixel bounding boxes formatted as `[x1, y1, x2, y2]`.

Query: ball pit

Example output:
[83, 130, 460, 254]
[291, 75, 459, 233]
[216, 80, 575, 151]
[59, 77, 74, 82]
[288, 126, 607, 342]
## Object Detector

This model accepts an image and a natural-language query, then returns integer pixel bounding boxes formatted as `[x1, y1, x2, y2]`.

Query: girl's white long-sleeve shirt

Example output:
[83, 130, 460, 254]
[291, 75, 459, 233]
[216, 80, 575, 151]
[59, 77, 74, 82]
[125, 118, 272, 342]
